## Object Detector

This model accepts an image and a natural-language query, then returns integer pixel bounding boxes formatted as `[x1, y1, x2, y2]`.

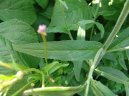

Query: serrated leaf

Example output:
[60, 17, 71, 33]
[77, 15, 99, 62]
[91, 80, 116, 96]
[13, 40, 102, 61]
[47, 0, 92, 33]
[96, 66, 129, 84]
[0, 0, 36, 24]
[23, 85, 84, 96]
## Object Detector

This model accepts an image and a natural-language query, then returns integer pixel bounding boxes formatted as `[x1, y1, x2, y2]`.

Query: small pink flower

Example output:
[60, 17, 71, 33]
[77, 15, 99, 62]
[37, 24, 47, 36]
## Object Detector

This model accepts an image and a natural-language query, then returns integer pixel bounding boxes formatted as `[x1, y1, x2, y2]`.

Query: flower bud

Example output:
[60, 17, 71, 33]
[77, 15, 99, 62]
[37, 24, 47, 36]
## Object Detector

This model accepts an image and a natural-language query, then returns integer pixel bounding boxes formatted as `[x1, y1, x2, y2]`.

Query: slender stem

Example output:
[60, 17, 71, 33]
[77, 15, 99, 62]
[68, 32, 74, 40]
[90, 3, 100, 40]
[11, 81, 34, 96]
[0, 61, 13, 70]
[84, 65, 94, 96]
[41, 35, 48, 65]
[84, 48, 105, 96]
[0, 71, 24, 91]
[84, 1, 129, 96]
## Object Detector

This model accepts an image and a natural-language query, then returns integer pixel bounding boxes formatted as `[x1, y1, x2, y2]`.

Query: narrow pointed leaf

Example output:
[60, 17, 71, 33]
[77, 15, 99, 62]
[73, 61, 83, 81]
[96, 66, 129, 84]
[23, 86, 84, 96]
[108, 27, 129, 52]
[13, 40, 102, 61]
[91, 80, 116, 96]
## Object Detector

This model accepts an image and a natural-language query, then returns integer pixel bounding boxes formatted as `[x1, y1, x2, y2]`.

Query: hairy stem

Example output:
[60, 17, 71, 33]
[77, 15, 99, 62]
[84, 0, 129, 96]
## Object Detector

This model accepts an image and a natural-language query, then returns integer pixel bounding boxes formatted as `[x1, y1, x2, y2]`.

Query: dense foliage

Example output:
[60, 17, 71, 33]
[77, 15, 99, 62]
[0, 0, 129, 96]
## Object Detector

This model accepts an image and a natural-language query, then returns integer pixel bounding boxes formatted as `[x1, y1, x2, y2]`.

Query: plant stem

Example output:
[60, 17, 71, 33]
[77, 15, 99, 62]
[41, 35, 48, 65]
[68, 32, 74, 40]
[90, 3, 100, 40]
[0, 61, 14, 70]
[84, 65, 94, 96]
[84, 48, 105, 96]
[84, 1, 129, 96]
[11, 80, 34, 96]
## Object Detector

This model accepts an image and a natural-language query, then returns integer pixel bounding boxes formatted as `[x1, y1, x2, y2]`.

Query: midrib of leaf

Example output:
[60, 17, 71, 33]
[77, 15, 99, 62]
[14, 47, 99, 51]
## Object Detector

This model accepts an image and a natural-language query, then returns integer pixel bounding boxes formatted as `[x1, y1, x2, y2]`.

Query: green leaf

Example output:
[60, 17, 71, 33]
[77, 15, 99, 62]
[43, 61, 69, 75]
[91, 80, 116, 96]
[47, 0, 92, 33]
[0, 0, 36, 24]
[96, 66, 129, 84]
[117, 53, 127, 70]
[73, 61, 83, 81]
[23, 86, 84, 96]
[95, 22, 105, 38]
[108, 27, 129, 52]
[13, 40, 103, 61]
[35, 0, 49, 9]
[0, 19, 39, 68]
[98, 0, 124, 21]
